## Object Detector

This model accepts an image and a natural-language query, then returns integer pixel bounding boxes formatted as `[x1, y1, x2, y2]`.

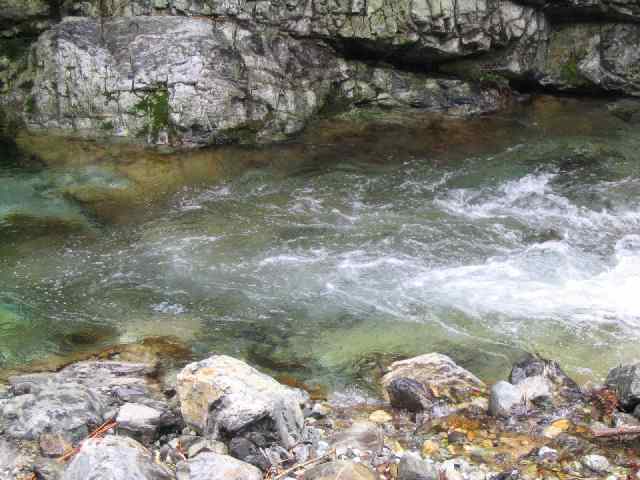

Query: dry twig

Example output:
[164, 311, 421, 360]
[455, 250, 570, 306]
[266, 449, 335, 480]
[591, 425, 640, 438]
[58, 419, 118, 463]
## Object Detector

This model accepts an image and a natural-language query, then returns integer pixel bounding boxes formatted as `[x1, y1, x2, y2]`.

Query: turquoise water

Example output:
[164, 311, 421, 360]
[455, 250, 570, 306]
[2, 97, 640, 388]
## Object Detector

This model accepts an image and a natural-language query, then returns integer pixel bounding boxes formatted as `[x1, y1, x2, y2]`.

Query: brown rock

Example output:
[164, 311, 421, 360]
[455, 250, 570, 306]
[39, 433, 71, 457]
[381, 353, 486, 412]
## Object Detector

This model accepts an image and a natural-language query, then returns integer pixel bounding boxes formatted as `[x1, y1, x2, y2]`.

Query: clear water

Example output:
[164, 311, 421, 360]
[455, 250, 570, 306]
[2, 96, 640, 389]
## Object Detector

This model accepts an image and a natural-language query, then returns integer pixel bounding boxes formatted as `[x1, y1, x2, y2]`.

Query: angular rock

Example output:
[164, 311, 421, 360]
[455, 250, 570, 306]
[0, 382, 105, 442]
[176, 452, 262, 480]
[509, 354, 581, 401]
[489, 381, 522, 418]
[303, 460, 377, 480]
[398, 453, 439, 480]
[581, 454, 611, 474]
[607, 363, 640, 409]
[1, 361, 160, 442]
[381, 353, 486, 412]
[62, 436, 174, 480]
[116, 402, 177, 444]
[176, 355, 305, 448]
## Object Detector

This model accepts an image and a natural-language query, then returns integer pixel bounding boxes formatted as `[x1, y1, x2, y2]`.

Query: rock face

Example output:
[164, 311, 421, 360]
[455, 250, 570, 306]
[62, 436, 174, 480]
[176, 355, 306, 449]
[381, 353, 486, 413]
[2, 0, 639, 149]
[2, 16, 505, 149]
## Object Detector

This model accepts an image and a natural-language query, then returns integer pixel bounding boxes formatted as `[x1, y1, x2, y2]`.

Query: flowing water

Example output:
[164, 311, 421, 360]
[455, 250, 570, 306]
[1, 96, 640, 389]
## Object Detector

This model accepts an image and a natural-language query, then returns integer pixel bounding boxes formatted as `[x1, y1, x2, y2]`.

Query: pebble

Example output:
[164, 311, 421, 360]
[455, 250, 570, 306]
[369, 410, 393, 424]
[581, 454, 611, 474]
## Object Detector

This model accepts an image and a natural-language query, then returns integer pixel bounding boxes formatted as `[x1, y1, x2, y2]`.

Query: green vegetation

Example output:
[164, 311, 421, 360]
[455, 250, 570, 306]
[100, 120, 115, 131]
[25, 95, 37, 114]
[131, 88, 171, 142]
[560, 51, 589, 87]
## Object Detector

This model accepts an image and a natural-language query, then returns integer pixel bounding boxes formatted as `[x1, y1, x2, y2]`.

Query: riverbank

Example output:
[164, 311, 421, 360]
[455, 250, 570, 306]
[2, 346, 640, 480]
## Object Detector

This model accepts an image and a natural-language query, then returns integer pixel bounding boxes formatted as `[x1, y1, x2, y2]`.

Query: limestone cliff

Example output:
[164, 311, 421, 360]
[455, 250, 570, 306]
[1, 0, 639, 148]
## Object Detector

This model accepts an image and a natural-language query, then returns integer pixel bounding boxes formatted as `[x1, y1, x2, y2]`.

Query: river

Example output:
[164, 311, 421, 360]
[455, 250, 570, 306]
[1, 96, 639, 390]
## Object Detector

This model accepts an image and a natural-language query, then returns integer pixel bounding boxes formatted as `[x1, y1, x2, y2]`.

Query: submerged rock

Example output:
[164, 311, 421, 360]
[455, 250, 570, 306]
[62, 436, 174, 480]
[176, 452, 262, 480]
[176, 355, 306, 447]
[381, 353, 486, 413]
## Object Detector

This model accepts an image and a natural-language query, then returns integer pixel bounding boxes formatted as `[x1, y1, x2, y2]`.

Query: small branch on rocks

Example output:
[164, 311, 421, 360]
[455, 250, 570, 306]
[265, 449, 335, 480]
[591, 425, 640, 438]
[57, 419, 118, 463]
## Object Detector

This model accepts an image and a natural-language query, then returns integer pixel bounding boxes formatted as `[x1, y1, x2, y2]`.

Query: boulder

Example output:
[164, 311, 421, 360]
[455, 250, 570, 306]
[176, 452, 262, 480]
[62, 436, 174, 480]
[606, 363, 640, 410]
[176, 355, 305, 448]
[381, 353, 486, 412]
[1, 361, 162, 442]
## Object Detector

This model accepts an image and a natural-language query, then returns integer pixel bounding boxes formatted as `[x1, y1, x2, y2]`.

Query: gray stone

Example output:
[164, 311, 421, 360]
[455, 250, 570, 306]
[607, 363, 640, 409]
[398, 453, 439, 480]
[0, 361, 160, 442]
[176, 452, 262, 480]
[489, 381, 522, 417]
[177, 355, 305, 448]
[116, 402, 177, 444]
[62, 436, 174, 480]
[581, 454, 611, 474]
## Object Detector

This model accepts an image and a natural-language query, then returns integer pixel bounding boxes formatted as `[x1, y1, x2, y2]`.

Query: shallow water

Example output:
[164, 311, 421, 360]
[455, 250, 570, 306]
[1, 96, 640, 389]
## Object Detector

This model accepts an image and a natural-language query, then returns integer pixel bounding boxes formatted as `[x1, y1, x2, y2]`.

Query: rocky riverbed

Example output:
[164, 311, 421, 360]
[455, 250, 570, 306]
[3, 347, 640, 480]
